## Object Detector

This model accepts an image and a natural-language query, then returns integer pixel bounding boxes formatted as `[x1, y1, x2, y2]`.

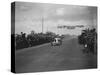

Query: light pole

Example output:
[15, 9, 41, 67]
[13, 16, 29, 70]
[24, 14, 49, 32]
[42, 16, 44, 33]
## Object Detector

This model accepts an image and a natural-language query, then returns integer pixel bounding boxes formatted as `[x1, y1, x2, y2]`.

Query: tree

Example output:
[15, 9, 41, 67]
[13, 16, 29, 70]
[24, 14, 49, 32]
[31, 30, 35, 35]
[78, 28, 97, 54]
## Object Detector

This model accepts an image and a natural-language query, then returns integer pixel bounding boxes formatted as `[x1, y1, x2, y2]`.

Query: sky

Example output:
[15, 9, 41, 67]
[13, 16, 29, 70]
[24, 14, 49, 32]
[14, 2, 97, 35]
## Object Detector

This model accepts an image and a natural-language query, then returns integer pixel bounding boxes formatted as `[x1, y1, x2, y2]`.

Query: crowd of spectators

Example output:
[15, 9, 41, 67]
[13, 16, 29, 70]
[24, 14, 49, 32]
[13, 31, 57, 50]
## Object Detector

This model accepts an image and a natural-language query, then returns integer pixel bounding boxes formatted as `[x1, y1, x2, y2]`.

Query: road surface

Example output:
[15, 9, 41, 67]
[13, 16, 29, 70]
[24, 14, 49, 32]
[15, 37, 97, 73]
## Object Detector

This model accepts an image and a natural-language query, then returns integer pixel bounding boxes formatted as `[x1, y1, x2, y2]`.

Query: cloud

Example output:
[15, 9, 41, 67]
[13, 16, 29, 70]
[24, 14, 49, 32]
[56, 8, 65, 16]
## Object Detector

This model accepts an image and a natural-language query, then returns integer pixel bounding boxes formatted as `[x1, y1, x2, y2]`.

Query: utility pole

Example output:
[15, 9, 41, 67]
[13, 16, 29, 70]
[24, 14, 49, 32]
[58, 24, 59, 34]
[42, 16, 44, 33]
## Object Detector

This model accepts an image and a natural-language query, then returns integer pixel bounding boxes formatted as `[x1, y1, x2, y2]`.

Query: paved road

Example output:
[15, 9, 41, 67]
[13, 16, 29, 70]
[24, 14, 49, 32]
[15, 37, 97, 73]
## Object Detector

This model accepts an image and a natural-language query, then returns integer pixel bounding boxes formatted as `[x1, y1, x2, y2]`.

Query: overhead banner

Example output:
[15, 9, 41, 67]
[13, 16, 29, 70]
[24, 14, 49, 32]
[57, 25, 84, 29]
